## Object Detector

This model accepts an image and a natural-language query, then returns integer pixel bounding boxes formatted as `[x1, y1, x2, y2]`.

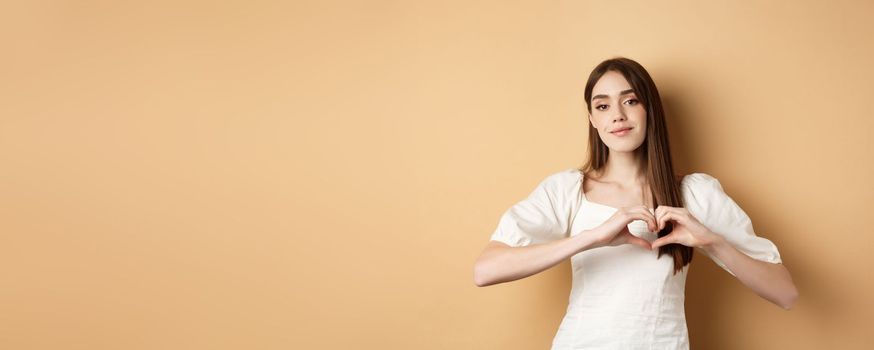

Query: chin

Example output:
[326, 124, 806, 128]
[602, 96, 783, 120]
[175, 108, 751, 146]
[604, 141, 645, 153]
[608, 147, 642, 154]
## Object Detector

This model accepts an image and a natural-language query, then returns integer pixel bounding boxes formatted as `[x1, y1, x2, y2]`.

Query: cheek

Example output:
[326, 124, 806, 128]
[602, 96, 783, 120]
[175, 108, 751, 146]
[591, 110, 611, 121]
[630, 107, 647, 123]
[589, 113, 601, 127]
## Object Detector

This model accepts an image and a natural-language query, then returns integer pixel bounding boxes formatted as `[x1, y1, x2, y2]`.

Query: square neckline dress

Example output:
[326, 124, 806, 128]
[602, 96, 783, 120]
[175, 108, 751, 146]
[558, 172, 687, 349]
[488, 168, 783, 350]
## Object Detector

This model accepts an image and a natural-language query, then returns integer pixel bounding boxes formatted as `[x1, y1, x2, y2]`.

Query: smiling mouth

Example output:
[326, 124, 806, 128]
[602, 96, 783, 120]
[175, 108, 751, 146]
[611, 127, 632, 133]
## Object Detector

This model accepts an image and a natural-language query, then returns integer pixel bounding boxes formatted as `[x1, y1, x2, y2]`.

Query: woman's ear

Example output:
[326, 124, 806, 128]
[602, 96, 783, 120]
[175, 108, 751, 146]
[588, 114, 596, 129]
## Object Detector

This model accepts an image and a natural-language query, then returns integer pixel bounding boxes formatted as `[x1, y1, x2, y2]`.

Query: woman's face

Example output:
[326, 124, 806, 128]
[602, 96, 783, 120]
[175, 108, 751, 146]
[588, 70, 647, 153]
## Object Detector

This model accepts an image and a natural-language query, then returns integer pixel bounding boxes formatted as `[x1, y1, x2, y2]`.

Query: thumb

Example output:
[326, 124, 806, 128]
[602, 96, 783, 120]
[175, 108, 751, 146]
[626, 235, 652, 250]
[651, 235, 676, 251]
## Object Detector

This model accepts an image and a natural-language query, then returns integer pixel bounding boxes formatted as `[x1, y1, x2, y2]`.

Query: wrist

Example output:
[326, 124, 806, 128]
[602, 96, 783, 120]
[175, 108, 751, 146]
[698, 232, 727, 254]
[573, 229, 603, 252]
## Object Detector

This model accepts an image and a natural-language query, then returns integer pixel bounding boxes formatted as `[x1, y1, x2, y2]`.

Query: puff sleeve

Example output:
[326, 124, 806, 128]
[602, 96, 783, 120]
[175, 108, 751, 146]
[681, 173, 783, 277]
[489, 169, 583, 247]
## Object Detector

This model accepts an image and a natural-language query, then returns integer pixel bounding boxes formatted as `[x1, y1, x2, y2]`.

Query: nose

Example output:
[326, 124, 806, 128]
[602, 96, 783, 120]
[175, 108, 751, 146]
[612, 109, 627, 123]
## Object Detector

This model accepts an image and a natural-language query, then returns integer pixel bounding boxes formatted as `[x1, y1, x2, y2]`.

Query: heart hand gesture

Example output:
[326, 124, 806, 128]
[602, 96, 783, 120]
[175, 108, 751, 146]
[589, 205, 657, 250]
[651, 205, 721, 250]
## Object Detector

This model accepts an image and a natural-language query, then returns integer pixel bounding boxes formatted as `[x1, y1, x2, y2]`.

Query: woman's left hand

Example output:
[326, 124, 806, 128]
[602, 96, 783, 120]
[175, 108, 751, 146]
[651, 205, 721, 250]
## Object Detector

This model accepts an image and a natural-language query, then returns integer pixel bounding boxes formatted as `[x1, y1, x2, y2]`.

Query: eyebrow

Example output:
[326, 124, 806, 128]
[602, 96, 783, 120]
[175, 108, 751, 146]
[592, 89, 636, 101]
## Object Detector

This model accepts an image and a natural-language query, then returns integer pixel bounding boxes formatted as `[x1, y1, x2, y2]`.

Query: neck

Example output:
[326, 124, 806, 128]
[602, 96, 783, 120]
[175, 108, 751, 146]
[599, 149, 646, 186]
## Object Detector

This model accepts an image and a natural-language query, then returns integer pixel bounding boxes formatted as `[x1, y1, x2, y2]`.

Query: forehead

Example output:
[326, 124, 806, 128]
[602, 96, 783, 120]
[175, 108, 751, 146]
[591, 71, 633, 99]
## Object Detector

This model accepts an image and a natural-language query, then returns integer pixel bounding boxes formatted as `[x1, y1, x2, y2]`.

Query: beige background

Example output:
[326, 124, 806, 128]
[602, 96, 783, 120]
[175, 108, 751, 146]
[1, 0, 872, 349]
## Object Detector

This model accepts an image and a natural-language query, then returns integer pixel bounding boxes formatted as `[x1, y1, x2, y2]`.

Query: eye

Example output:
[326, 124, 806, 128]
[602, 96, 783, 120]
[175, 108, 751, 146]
[595, 104, 607, 111]
[625, 99, 639, 105]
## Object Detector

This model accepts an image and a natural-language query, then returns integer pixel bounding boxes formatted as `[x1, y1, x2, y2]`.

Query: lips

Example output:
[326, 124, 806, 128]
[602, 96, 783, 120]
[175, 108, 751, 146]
[611, 127, 633, 133]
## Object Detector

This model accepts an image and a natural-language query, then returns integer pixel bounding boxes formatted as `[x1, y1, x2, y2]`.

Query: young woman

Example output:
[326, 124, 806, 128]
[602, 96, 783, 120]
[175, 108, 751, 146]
[473, 57, 798, 349]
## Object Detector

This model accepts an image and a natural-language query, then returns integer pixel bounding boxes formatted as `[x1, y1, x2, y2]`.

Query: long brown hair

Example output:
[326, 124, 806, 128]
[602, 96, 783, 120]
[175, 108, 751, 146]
[579, 57, 692, 275]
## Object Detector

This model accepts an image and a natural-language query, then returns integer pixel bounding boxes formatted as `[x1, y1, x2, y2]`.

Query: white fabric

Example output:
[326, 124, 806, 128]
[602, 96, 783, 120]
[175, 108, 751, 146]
[489, 168, 783, 349]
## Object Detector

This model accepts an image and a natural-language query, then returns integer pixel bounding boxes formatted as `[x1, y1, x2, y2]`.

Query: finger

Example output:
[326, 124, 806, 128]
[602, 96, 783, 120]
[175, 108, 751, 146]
[631, 207, 658, 232]
[651, 234, 678, 250]
[657, 209, 684, 231]
[657, 210, 673, 232]
[621, 208, 642, 228]
[626, 235, 652, 250]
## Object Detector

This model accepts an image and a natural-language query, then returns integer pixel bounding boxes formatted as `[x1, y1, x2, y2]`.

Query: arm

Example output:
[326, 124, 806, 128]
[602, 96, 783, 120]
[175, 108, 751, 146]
[477, 197, 658, 287]
[474, 231, 599, 287]
[475, 209, 655, 288]
[654, 174, 798, 310]
[651, 205, 798, 310]
[699, 235, 799, 310]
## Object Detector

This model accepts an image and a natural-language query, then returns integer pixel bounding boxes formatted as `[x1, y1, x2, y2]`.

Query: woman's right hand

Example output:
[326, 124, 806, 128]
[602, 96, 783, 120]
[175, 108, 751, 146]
[588, 205, 657, 250]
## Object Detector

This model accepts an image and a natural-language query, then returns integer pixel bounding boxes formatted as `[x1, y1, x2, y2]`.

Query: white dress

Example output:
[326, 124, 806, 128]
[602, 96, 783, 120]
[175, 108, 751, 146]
[489, 168, 783, 349]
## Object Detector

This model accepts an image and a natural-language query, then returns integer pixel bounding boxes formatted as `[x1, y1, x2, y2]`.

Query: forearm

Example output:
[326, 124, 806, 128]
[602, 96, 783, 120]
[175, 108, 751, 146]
[474, 231, 599, 287]
[700, 236, 799, 309]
